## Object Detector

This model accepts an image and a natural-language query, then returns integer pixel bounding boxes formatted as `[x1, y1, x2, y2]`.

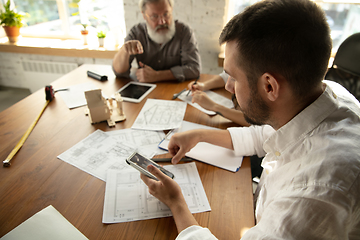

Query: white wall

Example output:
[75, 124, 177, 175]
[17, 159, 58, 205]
[0, 52, 112, 92]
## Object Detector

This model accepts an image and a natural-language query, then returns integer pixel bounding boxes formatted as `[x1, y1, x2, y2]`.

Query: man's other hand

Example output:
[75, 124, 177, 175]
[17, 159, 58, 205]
[136, 62, 159, 82]
[123, 40, 144, 55]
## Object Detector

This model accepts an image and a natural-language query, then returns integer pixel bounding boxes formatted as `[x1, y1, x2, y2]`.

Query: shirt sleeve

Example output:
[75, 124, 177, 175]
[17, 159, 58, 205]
[176, 225, 218, 240]
[170, 24, 201, 82]
[242, 191, 353, 239]
[228, 125, 275, 157]
[112, 27, 137, 79]
[219, 71, 229, 84]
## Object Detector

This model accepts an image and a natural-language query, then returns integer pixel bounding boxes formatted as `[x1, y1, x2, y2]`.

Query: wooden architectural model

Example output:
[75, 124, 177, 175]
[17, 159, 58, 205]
[84, 89, 126, 127]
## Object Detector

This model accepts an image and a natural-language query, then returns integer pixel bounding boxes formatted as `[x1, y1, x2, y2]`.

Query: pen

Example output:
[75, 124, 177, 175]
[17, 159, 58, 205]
[163, 129, 174, 140]
[186, 79, 198, 96]
[172, 88, 186, 100]
[152, 157, 193, 162]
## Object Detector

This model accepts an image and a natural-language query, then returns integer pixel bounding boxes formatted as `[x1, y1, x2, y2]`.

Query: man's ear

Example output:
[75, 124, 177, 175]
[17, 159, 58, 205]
[259, 73, 280, 102]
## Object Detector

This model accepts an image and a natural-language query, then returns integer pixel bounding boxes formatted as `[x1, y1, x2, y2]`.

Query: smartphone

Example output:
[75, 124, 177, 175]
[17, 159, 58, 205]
[126, 152, 175, 181]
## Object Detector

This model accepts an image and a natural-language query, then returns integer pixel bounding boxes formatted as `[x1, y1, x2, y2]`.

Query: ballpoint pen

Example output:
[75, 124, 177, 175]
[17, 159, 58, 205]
[152, 157, 193, 162]
[172, 88, 186, 100]
[186, 79, 198, 96]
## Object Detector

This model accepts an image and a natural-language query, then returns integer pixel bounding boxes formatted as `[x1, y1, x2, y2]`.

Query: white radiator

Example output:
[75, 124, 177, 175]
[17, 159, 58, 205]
[21, 60, 78, 93]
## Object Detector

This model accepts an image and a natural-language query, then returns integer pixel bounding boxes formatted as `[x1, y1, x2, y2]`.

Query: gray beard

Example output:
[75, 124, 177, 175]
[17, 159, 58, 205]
[146, 21, 176, 45]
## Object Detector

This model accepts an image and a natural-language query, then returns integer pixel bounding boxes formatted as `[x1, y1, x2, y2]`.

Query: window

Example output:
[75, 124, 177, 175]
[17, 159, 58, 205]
[226, 0, 360, 53]
[1, 0, 126, 45]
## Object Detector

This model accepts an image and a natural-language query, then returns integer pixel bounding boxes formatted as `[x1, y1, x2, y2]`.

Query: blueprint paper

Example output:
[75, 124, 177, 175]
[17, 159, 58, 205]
[58, 129, 158, 181]
[0, 205, 88, 240]
[131, 99, 187, 131]
[177, 90, 234, 115]
[57, 82, 99, 109]
[106, 128, 167, 155]
[159, 121, 243, 172]
[102, 162, 211, 223]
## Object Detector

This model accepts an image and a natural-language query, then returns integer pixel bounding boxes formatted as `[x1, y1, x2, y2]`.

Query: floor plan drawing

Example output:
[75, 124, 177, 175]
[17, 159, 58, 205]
[107, 128, 166, 155]
[57, 130, 155, 181]
[131, 99, 187, 131]
[103, 162, 211, 223]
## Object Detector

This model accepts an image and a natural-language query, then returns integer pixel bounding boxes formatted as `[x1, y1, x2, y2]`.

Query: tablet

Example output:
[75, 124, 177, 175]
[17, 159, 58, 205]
[115, 82, 156, 103]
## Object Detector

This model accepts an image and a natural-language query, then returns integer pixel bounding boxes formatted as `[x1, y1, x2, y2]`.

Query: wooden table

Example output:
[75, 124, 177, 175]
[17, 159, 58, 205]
[0, 64, 254, 239]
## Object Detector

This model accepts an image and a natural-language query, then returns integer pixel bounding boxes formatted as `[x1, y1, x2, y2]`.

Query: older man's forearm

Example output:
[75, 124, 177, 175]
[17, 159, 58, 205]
[112, 47, 131, 75]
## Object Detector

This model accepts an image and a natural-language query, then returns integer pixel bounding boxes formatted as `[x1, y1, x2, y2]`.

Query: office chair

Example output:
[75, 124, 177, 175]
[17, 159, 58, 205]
[325, 32, 360, 101]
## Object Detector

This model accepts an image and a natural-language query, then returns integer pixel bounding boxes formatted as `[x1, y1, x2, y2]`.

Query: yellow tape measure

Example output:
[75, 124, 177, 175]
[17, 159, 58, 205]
[3, 100, 50, 167]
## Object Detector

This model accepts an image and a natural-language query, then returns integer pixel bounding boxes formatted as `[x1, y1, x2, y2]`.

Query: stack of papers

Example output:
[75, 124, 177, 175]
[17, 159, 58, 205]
[103, 162, 210, 223]
[57, 129, 164, 181]
[54, 98, 244, 227]
[56, 99, 213, 224]
[131, 99, 187, 130]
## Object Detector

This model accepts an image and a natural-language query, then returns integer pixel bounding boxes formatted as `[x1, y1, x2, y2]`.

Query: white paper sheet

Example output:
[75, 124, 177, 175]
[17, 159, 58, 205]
[131, 99, 187, 131]
[0, 205, 88, 240]
[102, 162, 211, 223]
[177, 90, 234, 115]
[57, 129, 157, 181]
[159, 121, 243, 172]
[106, 128, 167, 155]
[57, 82, 99, 109]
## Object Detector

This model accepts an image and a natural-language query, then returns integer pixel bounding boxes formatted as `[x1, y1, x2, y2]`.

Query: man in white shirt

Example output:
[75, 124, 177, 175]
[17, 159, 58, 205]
[141, 0, 360, 239]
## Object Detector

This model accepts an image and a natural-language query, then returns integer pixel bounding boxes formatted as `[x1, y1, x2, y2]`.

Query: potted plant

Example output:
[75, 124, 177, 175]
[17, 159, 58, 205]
[80, 23, 89, 45]
[0, 0, 25, 43]
[97, 30, 106, 47]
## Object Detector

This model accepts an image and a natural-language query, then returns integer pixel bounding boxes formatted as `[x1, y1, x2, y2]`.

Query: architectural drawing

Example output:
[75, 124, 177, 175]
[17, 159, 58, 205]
[107, 128, 166, 155]
[57, 130, 156, 181]
[103, 162, 211, 223]
[131, 99, 187, 131]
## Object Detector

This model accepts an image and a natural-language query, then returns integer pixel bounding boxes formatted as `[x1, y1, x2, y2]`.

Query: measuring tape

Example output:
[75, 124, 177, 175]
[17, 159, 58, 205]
[3, 85, 55, 167]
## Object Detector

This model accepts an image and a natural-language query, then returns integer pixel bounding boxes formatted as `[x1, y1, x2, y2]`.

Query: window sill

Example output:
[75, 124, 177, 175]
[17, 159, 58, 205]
[0, 36, 119, 59]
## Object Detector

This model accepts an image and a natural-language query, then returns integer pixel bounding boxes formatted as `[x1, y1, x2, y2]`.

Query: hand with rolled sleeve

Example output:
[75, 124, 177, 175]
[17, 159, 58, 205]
[168, 129, 234, 164]
[188, 81, 206, 92]
[191, 90, 217, 111]
[190, 90, 250, 126]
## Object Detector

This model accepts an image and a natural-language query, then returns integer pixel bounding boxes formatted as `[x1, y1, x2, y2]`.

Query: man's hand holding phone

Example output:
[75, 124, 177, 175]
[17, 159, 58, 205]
[140, 165, 185, 209]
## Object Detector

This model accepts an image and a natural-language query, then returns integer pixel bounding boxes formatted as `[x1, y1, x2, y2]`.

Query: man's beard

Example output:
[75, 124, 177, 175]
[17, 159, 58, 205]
[240, 85, 270, 126]
[146, 21, 176, 44]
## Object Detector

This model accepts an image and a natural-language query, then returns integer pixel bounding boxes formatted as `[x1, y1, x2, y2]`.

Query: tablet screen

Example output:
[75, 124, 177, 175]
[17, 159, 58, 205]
[115, 82, 156, 103]
[119, 83, 151, 99]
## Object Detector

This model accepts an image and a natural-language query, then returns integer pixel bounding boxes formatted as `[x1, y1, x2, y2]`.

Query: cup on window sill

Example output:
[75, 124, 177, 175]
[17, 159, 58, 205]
[81, 30, 88, 45]
[98, 38, 104, 47]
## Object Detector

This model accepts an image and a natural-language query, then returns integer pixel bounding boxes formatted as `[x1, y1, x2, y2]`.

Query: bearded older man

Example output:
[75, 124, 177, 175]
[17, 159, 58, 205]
[112, 0, 201, 83]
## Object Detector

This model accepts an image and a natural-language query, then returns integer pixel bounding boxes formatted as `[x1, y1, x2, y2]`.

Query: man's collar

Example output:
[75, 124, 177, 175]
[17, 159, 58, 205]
[263, 82, 338, 155]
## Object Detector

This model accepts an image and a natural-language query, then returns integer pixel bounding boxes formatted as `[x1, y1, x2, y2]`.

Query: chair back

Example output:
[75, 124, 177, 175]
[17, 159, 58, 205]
[325, 32, 360, 101]
[333, 33, 360, 76]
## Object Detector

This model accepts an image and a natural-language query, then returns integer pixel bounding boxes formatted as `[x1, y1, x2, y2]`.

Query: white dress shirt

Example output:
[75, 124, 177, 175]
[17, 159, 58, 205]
[176, 81, 360, 239]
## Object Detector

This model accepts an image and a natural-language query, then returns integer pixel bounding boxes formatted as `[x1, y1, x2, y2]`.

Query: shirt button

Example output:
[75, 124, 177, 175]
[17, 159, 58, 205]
[275, 151, 281, 156]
